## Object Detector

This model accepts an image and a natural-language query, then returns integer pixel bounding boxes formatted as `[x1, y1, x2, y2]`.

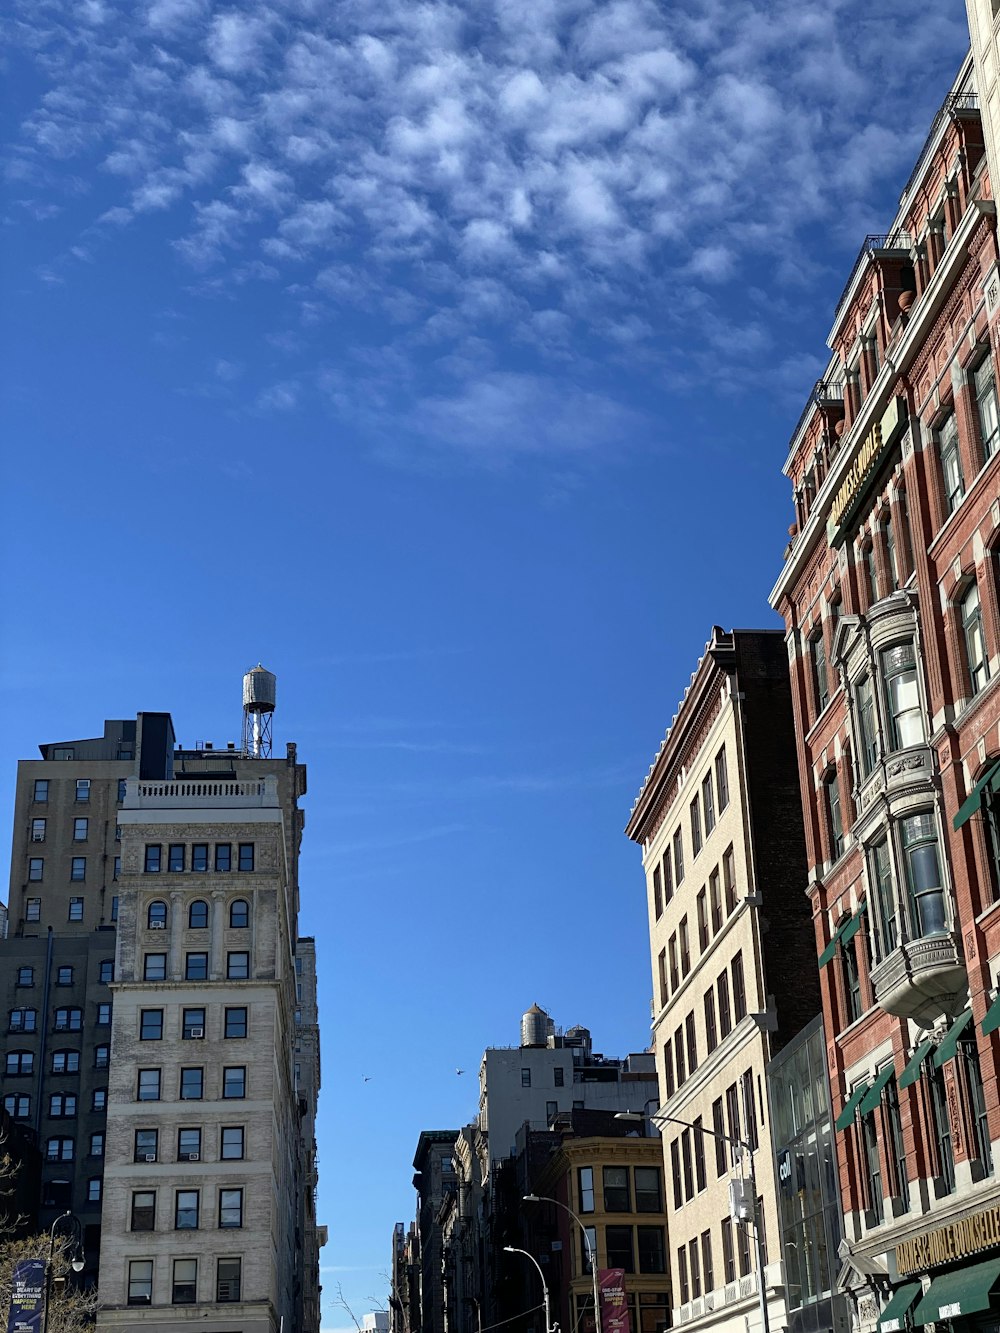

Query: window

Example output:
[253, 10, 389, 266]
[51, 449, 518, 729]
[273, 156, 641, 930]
[188, 900, 209, 929]
[717, 973, 731, 1039]
[721, 1217, 735, 1283]
[634, 1166, 662, 1213]
[693, 1116, 707, 1192]
[221, 1126, 244, 1160]
[677, 1245, 689, 1305]
[73, 817, 88, 841]
[575, 1165, 596, 1215]
[192, 844, 209, 872]
[856, 675, 878, 774]
[43, 1179, 71, 1209]
[144, 844, 162, 873]
[9, 1008, 36, 1033]
[173, 1258, 197, 1304]
[685, 1011, 698, 1074]
[224, 1006, 247, 1039]
[186, 953, 209, 981]
[960, 1033, 992, 1176]
[95, 999, 111, 1025]
[94, 1044, 109, 1069]
[961, 582, 991, 695]
[49, 1093, 77, 1118]
[679, 917, 690, 977]
[606, 1226, 634, 1273]
[882, 643, 924, 750]
[672, 829, 684, 885]
[87, 1177, 102, 1203]
[76, 779, 90, 802]
[132, 1191, 156, 1231]
[697, 891, 709, 953]
[217, 1257, 242, 1303]
[223, 1066, 246, 1099]
[657, 949, 668, 1007]
[138, 1069, 161, 1101]
[662, 1039, 674, 1099]
[723, 845, 737, 914]
[148, 899, 167, 928]
[681, 1130, 693, 1201]
[129, 1260, 153, 1305]
[67, 897, 83, 921]
[230, 897, 249, 928]
[238, 842, 255, 872]
[521, 1067, 531, 1087]
[883, 511, 899, 590]
[34, 779, 49, 802]
[46, 1137, 74, 1161]
[134, 1128, 158, 1162]
[603, 1166, 630, 1211]
[902, 812, 946, 936]
[689, 1237, 701, 1298]
[51, 1050, 78, 1073]
[98, 959, 113, 983]
[715, 747, 729, 811]
[662, 850, 673, 906]
[864, 541, 878, 605]
[670, 1140, 682, 1210]
[939, 412, 965, 514]
[54, 1007, 82, 1031]
[118, 778, 127, 802]
[92, 1089, 107, 1111]
[113, 860, 120, 884]
[3, 1094, 30, 1118]
[710, 869, 722, 933]
[215, 843, 232, 872]
[870, 837, 897, 960]
[219, 1187, 244, 1228]
[227, 951, 250, 980]
[725, 1084, 741, 1165]
[144, 953, 166, 981]
[31, 818, 46, 842]
[825, 770, 844, 860]
[975, 355, 1000, 460]
[843, 929, 863, 1025]
[690, 798, 702, 857]
[861, 1106, 883, 1224]
[811, 631, 829, 713]
[28, 858, 43, 882]
[638, 1227, 666, 1274]
[652, 864, 663, 919]
[173, 1129, 200, 1164]
[554, 1067, 564, 1087]
[175, 1189, 199, 1229]
[675, 1025, 686, 1087]
[737, 1216, 751, 1276]
[732, 952, 746, 1022]
[182, 1008, 206, 1039]
[740, 1069, 758, 1150]
[668, 935, 678, 991]
[140, 1009, 163, 1040]
[704, 989, 718, 1054]
[25, 896, 41, 921]
[16, 967, 33, 987]
[168, 843, 185, 873]
[180, 1067, 204, 1100]
[701, 1231, 714, 1294]
[702, 772, 715, 836]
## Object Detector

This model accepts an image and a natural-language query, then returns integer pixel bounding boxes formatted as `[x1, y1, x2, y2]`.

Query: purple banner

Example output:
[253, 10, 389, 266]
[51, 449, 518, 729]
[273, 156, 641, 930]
[6, 1259, 45, 1333]
[599, 1269, 630, 1333]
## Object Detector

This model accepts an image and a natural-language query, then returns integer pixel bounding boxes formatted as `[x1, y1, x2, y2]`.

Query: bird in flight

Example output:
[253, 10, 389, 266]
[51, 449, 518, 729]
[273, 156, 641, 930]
[456, 1068, 464, 1075]
[362, 1075, 373, 1083]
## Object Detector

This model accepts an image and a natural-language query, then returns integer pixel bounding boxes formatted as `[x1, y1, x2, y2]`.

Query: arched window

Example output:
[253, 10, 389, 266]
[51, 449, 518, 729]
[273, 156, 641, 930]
[188, 900, 209, 930]
[147, 900, 167, 930]
[229, 899, 249, 929]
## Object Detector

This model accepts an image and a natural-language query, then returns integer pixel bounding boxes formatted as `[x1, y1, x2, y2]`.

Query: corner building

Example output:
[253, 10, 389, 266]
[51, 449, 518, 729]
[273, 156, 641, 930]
[626, 629, 824, 1333]
[770, 50, 1000, 1333]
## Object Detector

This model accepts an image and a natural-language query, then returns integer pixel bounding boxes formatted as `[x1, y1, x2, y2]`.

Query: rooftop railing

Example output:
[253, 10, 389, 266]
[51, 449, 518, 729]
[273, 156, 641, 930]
[900, 90, 980, 204]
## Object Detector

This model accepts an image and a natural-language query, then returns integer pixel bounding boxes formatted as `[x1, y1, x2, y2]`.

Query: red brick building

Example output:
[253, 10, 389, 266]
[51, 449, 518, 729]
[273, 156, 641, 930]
[770, 48, 1000, 1333]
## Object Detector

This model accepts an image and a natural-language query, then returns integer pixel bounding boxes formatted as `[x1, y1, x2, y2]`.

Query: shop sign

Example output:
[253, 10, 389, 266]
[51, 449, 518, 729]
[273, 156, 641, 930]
[6, 1259, 45, 1333]
[896, 1203, 1000, 1277]
[826, 396, 907, 545]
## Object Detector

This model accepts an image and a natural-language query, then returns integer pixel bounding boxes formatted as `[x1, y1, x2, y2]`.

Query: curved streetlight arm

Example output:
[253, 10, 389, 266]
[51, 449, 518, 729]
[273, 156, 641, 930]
[43, 1212, 84, 1333]
[504, 1246, 554, 1333]
[523, 1193, 602, 1333]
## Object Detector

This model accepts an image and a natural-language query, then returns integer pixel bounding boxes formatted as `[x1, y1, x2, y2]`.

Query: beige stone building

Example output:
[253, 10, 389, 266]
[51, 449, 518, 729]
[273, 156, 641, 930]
[625, 629, 820, 1333]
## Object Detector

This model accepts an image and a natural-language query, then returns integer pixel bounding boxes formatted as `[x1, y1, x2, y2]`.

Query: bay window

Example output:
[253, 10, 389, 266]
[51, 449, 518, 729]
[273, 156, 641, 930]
[902, 813, 946, 936]
[882, 643, 924, 750]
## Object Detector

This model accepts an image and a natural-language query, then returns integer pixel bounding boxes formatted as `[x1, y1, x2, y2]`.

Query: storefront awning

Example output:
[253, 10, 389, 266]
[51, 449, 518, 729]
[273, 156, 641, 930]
[983, 993, 1000, 1037]
[933, 1009, 974, 1068]
[953, 758, 1000, 831]
[818, 903, 866, 967]
[898, 1040, 933, 1089]
[834, 1080, 870, 1132]
[876, 1281, 922, 1332]
[859, 1064, 895, 1116]
[912, 1256, 1000, 1324]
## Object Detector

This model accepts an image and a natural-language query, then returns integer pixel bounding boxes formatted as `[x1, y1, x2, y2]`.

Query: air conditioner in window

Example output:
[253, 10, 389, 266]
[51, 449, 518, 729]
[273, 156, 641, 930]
[30, 832, 44, 842]
[189, 1028, 204, 1039]
[144, 1153, 156, 1162]
[188, 1152, 200, 1162]
[149, 921, 166, 930]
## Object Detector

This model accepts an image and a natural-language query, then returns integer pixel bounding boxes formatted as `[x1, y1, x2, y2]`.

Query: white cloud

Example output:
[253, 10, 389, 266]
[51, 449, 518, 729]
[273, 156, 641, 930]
[207, 11, 270, 73]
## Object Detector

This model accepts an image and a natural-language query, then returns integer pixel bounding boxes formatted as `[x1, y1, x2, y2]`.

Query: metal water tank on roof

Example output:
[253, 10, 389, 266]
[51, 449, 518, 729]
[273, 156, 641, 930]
[521, 1004, 551, 1049]
[243, 665, 277, 712]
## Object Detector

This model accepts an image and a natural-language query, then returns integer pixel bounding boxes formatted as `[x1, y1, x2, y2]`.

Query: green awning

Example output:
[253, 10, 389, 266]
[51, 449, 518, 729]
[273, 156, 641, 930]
[818, 903, 867, 966]
[933, 1009, 974, 1068]
[983, 993, 1000, 1036]
[912, 1256, 1000, 1324]
[859, 1064, 895, 1116]
[954, 758, 1000, 831]
[835, 1081, 870, 1132]
[899, 1040, 933, 1089]
[877, 1281, 922, 1331]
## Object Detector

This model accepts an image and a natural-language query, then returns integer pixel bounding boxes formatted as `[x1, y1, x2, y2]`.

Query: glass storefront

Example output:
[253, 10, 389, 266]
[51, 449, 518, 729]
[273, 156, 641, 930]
[767, 1016, 851, 1333]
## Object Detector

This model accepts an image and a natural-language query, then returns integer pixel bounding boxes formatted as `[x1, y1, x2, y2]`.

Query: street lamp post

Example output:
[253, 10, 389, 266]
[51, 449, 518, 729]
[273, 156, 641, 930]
[615, 1111, 770, 1333]
[42, 1210, 84, 1333]
[522, 1194, 602, 1333]
[503, 1245, 555, 1333]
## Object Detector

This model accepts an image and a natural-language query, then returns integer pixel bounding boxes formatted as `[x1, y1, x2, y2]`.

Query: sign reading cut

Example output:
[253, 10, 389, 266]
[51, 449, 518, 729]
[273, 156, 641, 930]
[896, 1203, 1000, 1277]
[826, 395, 907, 543]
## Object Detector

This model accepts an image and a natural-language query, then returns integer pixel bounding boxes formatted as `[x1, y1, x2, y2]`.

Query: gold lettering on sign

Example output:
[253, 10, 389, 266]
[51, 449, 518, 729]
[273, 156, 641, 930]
[828, 397, 907, 535]
[896, 1204, 1000, 1276]
[948, 1079, 963, 1158]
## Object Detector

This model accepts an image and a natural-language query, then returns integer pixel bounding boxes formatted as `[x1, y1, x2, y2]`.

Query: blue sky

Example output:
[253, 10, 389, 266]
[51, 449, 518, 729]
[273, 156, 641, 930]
[1, 1, 972, 1328]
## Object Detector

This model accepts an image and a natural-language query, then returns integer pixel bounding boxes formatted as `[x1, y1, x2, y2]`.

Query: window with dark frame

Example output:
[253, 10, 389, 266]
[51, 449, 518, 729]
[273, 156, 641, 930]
[690, 797, 702, 858]
[183, 1008, 206, 1040]
[230, 898, 250, 928]
[215, 843, 232, 872]
[168, 844, 185, 872]
[172, 1258, 197, 1304]
[192, 844, 209, 872]
[188, 900, 209, 929]
[129, 1260, 153, 1305]
[134, 1128, 157, 1162]
[217, 1257, 242, 1303]
[219, 1187, 244, 1228]
[238, 843, 255, 872]
[131, 1191, 156, 1231]
[144, 844, 162, 874]
[178, 1128, 202, 1161]
[180, 1067, 204, 1100]
[225, 1006, 247, 1039]
[221, 1126, 244, 1160]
